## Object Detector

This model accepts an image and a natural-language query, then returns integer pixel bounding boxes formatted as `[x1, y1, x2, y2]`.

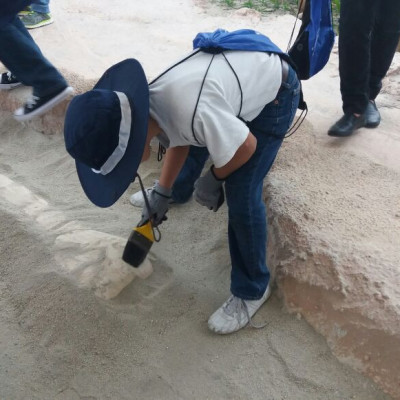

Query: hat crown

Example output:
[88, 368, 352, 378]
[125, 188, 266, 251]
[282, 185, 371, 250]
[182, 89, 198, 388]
[64, 89, 122, 170]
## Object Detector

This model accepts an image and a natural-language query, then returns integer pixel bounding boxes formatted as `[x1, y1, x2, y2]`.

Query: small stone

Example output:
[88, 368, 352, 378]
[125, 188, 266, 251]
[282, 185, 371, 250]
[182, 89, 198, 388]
[296, 313, 302, 320]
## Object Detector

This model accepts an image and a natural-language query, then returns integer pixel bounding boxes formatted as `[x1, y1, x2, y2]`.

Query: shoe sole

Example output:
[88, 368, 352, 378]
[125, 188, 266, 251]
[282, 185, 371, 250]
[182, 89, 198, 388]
[24, 18, 54, 29]
[0, 82, 23, 90]
[365, 121, 380, 129]
[14, 86, 74, 122]
[328, 124, 366, 137]
[328, 131, 354, 137]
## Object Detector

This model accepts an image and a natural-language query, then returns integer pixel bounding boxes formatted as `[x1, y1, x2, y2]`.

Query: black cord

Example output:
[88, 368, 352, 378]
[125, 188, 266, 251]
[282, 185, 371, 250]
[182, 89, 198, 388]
[136, 173, 161, 242]
[149, 49, 202, 86]
[284, 107, 308, 138]
[157, 143, 166, 162]
[221, 52, 243, 118]
[286, 0, 303, 52]
[191, 54, 216, 144]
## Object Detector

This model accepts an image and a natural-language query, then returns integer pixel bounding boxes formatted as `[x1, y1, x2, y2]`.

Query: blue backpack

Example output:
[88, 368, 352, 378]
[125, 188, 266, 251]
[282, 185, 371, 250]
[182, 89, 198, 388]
[288, 0, 335, 80]
[192, 28, 306, 111]
[193, 28, 285, 55]
[150, 28, 309, 144]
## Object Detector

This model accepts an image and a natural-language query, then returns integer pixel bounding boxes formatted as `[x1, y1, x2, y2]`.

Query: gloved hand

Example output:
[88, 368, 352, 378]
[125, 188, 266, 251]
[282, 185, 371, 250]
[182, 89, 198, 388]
[141, 181, 172, 226]
[193, 166, 225, 212]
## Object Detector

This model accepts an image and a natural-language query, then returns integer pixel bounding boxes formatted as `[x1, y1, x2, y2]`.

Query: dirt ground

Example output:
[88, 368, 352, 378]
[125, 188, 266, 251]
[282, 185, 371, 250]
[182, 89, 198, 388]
[0, 0, 398, 399]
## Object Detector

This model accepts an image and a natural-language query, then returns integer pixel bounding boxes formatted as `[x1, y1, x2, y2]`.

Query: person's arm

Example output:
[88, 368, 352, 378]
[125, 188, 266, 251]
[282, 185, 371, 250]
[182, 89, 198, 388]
[141, 145, 190, 226]
[193, 132, 257, 212]
[159, 145, 190, 188]
[212, 132, 257, 179]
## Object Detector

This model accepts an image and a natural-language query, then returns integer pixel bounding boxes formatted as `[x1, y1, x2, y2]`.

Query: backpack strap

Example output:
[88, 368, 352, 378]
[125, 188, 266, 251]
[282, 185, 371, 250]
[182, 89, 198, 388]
[149, 49, 202, 86]
[190, 51, 244, 144]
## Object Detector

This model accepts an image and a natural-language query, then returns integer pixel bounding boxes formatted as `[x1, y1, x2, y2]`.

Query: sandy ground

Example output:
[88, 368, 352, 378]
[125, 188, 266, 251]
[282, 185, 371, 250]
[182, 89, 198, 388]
[0, 0, 398, 399]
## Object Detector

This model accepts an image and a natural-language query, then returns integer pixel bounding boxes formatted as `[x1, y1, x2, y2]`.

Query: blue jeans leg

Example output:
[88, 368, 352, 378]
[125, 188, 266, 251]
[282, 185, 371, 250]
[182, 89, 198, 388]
[225, 66, 300, 300]
[30, 0, 51, 14]
[172, 145, 209, 203]
[0, 16, 66, 97]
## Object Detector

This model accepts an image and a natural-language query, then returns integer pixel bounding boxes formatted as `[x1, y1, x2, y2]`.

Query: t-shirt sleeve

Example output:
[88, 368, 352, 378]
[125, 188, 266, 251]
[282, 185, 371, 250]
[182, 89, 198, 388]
[193, 94, 249, 168]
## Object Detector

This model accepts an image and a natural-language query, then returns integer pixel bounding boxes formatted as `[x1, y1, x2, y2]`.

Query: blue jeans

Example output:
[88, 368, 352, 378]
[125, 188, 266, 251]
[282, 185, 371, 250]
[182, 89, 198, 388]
[172, 65, 300, 300]
[0, 15, 66, 97]
[172, 146, 209, 203]
[31, 0, 50, 14]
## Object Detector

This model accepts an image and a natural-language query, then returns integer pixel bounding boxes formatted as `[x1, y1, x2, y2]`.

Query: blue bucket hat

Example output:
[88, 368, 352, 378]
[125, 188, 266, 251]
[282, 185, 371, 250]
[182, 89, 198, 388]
[64, 59, 149, 208]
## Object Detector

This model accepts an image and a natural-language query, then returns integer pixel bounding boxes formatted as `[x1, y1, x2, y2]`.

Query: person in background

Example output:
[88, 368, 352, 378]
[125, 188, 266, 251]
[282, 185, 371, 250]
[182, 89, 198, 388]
[328, 0, 400, 137]
[64, 36, 300, 335]
[0, 0, 73, 121]
[19, 0, 53, 30]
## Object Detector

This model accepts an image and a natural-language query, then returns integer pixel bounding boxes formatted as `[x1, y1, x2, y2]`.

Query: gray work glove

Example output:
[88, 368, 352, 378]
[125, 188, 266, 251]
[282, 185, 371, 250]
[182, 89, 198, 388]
[193, 166, 225, 212]
[141, 182, 172, 226]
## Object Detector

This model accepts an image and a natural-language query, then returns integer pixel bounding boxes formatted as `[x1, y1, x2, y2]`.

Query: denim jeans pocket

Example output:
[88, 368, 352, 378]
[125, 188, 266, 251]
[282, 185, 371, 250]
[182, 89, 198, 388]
[248, 69, 301, 139]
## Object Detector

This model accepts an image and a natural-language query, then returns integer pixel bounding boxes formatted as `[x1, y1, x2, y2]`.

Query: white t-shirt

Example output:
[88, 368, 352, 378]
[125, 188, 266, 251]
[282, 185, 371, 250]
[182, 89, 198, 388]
[149, 50, 282, 168]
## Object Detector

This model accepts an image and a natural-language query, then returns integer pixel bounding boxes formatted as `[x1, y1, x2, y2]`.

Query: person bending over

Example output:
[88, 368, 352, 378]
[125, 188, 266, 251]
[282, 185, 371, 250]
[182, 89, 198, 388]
[64, 39, 300, 334]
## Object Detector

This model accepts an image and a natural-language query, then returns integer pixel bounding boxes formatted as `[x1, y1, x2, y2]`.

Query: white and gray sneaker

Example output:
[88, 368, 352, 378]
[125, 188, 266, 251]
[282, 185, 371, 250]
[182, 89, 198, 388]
[130, 181, 175, 207]
[208, 284, 272, 334]
[129, 182, 157, 207]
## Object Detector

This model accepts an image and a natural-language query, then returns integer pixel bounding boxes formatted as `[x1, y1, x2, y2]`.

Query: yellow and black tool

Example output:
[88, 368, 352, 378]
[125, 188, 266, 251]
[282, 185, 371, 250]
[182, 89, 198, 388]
[122, 220, 155, 268]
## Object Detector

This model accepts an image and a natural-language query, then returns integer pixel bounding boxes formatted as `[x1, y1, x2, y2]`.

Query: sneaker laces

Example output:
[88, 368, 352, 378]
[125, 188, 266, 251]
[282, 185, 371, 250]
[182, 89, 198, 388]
[6, 71, 13, 81]
[26, 95, 40, 110]
[223, 296, 268, 330]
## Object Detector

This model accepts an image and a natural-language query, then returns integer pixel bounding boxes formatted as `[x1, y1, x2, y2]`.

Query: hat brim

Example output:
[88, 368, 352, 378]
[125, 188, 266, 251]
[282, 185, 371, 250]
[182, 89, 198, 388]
[75, 59, 149, 208]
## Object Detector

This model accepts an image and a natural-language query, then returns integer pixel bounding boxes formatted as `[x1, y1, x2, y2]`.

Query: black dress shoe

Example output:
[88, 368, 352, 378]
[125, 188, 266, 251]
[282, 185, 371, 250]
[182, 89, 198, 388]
[365, 101, 381, 128]
[328, 113, 366, 137]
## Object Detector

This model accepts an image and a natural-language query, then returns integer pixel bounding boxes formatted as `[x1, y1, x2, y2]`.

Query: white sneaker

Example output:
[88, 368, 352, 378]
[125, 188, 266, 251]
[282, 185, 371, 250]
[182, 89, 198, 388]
[129, 181, 175, 208]
[208, 284, 272, 334]
[129, 186, 154, 207]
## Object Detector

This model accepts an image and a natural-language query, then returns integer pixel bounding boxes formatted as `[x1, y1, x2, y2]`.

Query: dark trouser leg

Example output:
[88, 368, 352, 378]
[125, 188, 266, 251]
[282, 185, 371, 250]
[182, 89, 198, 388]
[339, 0, 378, 115]
[171, 146, 209, 203]
[369, 0, 400, 100]
[0, 16, 66, 97]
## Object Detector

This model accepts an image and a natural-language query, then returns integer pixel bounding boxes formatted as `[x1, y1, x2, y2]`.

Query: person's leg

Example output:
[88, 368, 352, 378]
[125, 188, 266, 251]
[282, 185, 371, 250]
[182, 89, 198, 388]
[30, 0, 50, 14]
[339, 0, 378, 115]
[369, 0, 400, 101]
[0, 16, 66, 97]
[328, 0, 380, 136]
[225, 67, 300, 300]
[171, 145, 209, 203]
[207, 66, 300, 334]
